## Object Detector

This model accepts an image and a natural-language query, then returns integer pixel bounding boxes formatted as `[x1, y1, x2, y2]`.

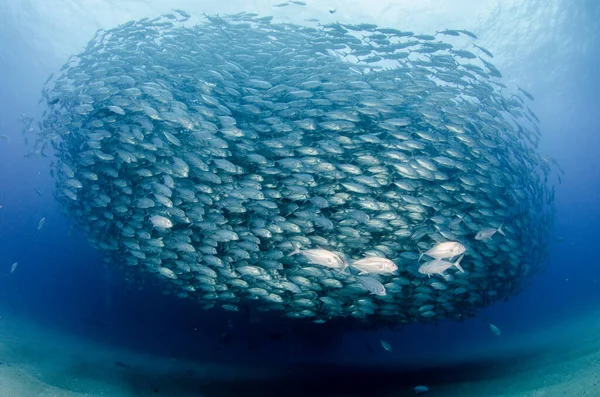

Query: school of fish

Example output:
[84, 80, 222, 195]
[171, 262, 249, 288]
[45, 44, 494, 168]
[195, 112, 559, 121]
[28, 10, 559, 325]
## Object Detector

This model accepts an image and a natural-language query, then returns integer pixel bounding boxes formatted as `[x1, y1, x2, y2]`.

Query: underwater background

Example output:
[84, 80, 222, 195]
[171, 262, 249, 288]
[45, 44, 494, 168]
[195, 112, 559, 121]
[0, 1, 599, 396]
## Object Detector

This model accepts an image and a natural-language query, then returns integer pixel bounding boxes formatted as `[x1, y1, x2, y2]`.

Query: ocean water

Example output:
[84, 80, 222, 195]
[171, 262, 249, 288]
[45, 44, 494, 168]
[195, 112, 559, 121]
[0, 1, 599, 396]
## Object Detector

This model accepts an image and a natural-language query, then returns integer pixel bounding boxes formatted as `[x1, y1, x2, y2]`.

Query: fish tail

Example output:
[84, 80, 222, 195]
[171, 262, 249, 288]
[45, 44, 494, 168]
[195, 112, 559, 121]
[453, 254, 465, 273]
[287, 242, 301, 257]
[337, 261, 350, 275]
[498, 222, 505, 236]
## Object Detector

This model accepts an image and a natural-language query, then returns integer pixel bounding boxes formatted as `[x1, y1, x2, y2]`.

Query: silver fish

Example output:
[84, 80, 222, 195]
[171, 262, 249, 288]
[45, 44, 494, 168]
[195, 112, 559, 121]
[418, 255, 465, 277]
[351, 257, 398, 275]
[288, 244, 347, 270]
[380, 339, 392, 352]
[150, 215, 173, 229]
[355, 276, 387, 296]
[420, 242, 466, 261]
[489, 323, 501, 336]
[475, 223, 504, 240]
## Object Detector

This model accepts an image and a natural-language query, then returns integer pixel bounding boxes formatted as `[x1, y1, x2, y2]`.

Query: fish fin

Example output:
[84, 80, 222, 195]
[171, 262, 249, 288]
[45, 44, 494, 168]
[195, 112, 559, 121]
[336, 261, 350, 276]
[453, 254, 465, 273]
[287, 242, 301, 257]
[498, 223, 505, 236]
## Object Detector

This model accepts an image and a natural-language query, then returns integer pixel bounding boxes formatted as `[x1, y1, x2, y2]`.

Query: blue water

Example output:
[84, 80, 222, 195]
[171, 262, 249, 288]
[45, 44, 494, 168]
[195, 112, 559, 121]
[0, 0, 599, 393]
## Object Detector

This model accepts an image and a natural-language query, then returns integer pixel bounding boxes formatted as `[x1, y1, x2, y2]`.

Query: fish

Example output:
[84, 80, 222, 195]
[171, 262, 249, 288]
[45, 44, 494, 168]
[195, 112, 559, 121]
[517, 86, 535, 101]
[288, 244, 347, 270]
[158, 267, 177, 279]
[418, 255, 465, 277]
[351, 257, 398, 274]
[489, 323, 501, 336]
[420, 242, 466, 261]
[380, 339, 392, 352]
[10, 262, 18, 274]
[475, 223, 504, 240]
[456, 29, 478, 39]
[436, 29, 460, 36]
[355, 276, 387, 296]
[25, 11, 556, 325]
[37, 217, 46, 230]
[473, 43, 494, 58]
[414, 385, 430, 394]
[150, 215, 173, 229]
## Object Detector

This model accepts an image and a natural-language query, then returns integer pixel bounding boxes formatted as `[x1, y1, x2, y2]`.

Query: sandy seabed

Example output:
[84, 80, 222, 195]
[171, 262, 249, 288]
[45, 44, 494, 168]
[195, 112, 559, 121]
[1, 310, 600, 397]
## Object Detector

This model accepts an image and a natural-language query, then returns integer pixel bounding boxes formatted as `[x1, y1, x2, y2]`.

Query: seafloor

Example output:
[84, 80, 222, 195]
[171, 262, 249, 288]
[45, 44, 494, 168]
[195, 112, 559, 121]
[1, 309, 599, 397]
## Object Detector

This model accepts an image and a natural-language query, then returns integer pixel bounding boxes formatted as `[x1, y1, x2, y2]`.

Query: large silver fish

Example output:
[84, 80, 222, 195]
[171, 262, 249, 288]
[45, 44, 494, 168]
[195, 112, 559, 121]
[288, 245, 347, 270]
[418, 255, 465, 277]
[351, 257, 398, 275]
[420, 242, 466, 261]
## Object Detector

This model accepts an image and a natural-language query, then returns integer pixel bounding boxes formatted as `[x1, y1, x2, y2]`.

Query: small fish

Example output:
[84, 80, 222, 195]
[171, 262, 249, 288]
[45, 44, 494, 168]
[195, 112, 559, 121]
[517, 86, 535, 101]
[436, 29, 460, 36]
[329, 8, 336, 13]
[414, 385, 430, 394]
[355, 276, 386, 296]
[475, 223, 504, 240]
[418, 255, 465, 277]
[288, 244, 347, 270]
[158, 267, 177, 279]
[420, 241, 466, 261]
[473, 43, 494, 58]
[35, 188, 43, 197]
[10, 262, 18, 274]
[351, 257, 398, 275]
[150, 215, 173, 229]
[37, 217, 46, 230]
[380, 339, 392, 352]
[449, 212, 466, 228]
[489, 323, 501, 336]
[456, 29, 478, 39]
[172, 8, 191, 19]
[0, 134, 10, 143]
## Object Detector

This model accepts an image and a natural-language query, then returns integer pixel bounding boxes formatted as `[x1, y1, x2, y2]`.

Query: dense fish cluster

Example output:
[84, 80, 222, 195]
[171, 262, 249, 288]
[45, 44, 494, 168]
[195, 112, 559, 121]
[32, 10, 558, 324]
